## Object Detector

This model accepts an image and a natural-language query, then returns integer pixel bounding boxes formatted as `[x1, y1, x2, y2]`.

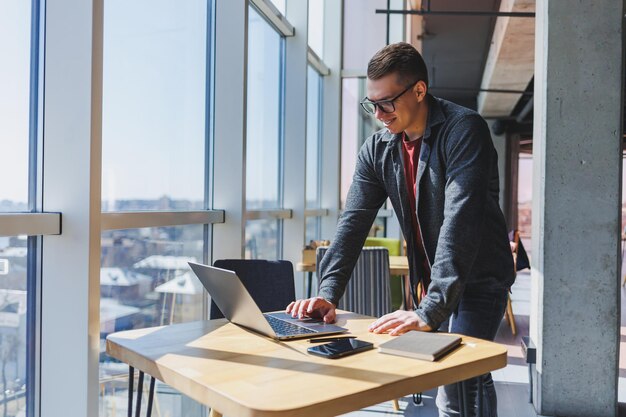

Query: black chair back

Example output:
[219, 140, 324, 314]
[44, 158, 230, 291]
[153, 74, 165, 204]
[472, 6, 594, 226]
[210, 259, 295, 319]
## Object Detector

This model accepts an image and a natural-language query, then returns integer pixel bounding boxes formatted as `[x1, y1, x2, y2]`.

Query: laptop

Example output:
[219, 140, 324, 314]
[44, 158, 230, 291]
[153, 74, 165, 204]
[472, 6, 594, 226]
[188, 262, 348, 340]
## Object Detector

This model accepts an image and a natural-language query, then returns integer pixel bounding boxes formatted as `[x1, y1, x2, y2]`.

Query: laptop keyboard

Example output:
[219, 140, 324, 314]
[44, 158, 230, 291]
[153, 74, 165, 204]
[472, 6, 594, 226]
[265, 315, 318, 336]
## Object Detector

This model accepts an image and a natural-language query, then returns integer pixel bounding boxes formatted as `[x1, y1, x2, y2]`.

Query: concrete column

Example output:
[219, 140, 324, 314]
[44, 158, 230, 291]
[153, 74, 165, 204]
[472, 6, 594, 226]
[531, 1, 622, 416]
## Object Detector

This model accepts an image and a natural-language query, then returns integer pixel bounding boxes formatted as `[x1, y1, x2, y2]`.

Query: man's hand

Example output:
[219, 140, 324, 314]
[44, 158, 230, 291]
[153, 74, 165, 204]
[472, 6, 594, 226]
[368, 310, 432, 336]
[286, 297, 336, 323]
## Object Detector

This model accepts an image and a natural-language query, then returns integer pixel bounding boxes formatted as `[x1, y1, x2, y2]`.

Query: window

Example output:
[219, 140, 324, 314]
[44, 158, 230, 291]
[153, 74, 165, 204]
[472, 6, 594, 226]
[99, 226, 205, 416]
[0, 1, 31, 211]
[245, 6, 285, 259]
[101, 0, 208, 212]
[305, 66, 323, 243]
[341, 77, 390, 236]
[343, 0, 404, 72]
[0, 2, 36, 417]
[99, 1, 211, 415]
[307, 0, 324, 58]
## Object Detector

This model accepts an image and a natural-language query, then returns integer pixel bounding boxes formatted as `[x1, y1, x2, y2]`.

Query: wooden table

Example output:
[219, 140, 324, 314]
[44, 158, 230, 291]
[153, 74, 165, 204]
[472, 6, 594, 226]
[107, 311, 507, 417]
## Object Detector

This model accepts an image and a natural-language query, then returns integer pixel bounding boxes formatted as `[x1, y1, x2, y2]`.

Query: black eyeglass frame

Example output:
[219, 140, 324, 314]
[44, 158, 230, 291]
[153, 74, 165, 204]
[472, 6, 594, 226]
[359, 81, 419, 114]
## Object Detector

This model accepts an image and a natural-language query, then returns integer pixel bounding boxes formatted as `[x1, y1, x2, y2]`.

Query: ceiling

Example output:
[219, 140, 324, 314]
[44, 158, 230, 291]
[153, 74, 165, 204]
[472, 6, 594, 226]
[399, 0, 536, 142]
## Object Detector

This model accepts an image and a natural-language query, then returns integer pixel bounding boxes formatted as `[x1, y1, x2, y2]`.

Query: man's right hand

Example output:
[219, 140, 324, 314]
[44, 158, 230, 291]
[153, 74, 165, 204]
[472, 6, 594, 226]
[285, 297, 336, 324]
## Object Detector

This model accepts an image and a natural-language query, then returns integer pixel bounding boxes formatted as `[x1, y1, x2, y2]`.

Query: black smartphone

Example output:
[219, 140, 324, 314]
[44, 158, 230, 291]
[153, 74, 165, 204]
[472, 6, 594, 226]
[307, 338, 374, 359]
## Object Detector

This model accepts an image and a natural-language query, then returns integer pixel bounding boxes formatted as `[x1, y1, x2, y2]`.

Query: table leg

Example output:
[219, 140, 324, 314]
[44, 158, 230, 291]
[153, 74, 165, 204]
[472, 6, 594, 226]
[457, 380, 470, 417]
[127, 366, 156, 417]
[306, 271, 313, 298]
[477, 375, 483, 417]
[128, 367, 134, 417]
[146, 376, 156, 417]
[209, 409, 223, 417]
[135, 371, 144, 417]
[401, 276, 413, 310]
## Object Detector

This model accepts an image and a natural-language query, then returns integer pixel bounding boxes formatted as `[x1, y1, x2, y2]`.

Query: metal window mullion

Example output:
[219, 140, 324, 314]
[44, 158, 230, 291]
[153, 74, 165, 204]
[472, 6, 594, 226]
[249, 0, 294, 37]
[304, 208, 328, 217]
[245, 209, 292, 220]
[307, 47, 330, 76]
[0, 213, 61, 237]
[101, 210, 225, 231]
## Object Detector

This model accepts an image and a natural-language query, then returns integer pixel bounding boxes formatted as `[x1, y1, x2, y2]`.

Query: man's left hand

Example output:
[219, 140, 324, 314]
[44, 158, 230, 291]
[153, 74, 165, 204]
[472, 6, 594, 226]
[368, 310, 432, 336]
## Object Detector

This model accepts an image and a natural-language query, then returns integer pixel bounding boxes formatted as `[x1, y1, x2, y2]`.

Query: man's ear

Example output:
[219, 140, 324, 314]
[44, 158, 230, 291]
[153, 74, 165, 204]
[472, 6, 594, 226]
[415, 80, 427, 101]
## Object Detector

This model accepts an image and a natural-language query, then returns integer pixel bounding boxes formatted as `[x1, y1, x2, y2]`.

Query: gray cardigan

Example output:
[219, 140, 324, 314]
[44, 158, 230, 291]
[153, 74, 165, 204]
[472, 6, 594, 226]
[318, 95, 515, 329]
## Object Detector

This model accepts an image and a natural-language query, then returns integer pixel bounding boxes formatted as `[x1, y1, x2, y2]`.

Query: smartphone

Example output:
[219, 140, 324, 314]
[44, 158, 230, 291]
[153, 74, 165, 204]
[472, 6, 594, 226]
[307, 339, 374, 359]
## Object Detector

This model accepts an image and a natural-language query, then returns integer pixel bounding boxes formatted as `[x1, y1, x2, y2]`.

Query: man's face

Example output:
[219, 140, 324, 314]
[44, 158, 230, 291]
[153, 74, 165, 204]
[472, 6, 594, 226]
[365, 73, 426, 135]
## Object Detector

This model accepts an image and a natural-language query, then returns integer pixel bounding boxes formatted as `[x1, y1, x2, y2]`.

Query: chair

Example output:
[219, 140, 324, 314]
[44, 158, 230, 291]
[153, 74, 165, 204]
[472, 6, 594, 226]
[316, 247, 392, 317]
[364, 238, 404, 310]
[505, 230, 530, 336]
[316, 246, 400, 410]
[210, 259, 295, 319]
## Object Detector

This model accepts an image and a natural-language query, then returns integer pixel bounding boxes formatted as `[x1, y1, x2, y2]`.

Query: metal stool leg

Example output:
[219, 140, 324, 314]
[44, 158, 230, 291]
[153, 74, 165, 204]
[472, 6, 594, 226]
[458, 380, 470, 417]
[135, 371, 144, 417]
[128, 366, 134, 417]
[306, 272, 313, 298]
[477, 375, 483, 417]
[146, 376, 156, 417]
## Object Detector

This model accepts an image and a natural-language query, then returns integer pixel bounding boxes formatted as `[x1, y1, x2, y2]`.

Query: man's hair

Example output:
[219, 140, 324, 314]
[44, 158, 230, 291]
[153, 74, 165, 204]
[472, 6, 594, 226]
[367, 42, 429, 87]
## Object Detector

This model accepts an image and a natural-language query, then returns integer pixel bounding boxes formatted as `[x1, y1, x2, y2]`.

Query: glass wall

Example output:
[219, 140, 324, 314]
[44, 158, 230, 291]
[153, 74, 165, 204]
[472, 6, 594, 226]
[245, 6, 285, 259]
[341, 77, 389, 236]
[0, 2, 34, 416]
[0, 238, 28, 417]
[305, 66, 323, 243]
[307, 0, 324, 58]
[99, 1, 210, 415]
[0, 1, 31, 211]
[342, 0, 404, 72]
[101, 0, 208, 212]
[99, 226, 204, 416]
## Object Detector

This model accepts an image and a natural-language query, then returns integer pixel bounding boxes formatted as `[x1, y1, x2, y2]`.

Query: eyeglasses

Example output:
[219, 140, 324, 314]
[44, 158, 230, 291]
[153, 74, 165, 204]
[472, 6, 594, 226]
[359, 82, 418, 115]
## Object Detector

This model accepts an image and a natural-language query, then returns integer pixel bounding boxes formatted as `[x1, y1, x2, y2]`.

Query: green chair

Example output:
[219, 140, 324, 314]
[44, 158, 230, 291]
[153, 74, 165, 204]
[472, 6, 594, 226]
[364, 237, 403, 310]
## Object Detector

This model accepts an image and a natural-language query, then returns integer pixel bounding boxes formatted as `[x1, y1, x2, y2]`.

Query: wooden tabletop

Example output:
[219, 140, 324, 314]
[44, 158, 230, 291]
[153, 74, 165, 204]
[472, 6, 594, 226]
[107, 311, 507, 417]
[297, 255, 409, 276]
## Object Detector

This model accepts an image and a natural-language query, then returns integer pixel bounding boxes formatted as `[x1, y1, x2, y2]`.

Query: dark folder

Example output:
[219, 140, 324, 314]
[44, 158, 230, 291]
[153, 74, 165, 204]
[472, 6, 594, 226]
[378, 331, 462, 361]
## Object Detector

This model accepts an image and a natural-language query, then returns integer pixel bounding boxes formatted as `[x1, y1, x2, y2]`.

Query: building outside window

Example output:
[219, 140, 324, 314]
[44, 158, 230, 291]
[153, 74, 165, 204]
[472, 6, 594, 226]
[99, 1, 210, 415]
[0, 2, 35, 416]
[305, 65, 323, 244]
[245, 5, 285, 260]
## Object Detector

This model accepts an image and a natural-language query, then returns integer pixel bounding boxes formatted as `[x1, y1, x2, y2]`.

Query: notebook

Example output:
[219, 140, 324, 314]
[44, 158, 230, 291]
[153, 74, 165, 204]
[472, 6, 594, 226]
[378, 331, 462, 361]
[188, 262, 347, 340]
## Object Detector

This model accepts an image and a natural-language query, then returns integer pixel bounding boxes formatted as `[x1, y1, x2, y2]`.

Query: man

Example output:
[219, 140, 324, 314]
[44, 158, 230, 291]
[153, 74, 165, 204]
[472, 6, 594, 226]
[286, 42, 515, 417]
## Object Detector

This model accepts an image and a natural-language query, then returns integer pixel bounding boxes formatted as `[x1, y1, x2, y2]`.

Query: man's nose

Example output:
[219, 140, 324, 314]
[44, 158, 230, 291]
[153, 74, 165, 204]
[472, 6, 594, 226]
[374, 106, 385, 119]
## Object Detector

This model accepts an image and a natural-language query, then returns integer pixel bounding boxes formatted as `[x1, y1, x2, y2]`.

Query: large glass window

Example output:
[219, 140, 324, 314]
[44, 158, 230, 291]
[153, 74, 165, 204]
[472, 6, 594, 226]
[343, 0, 404, 72]
[0, 1, 31, 211]
[0, 3, 35, 417]
[305, 66, 323, 243]
[99, 226, 205, 416]
[101, 0, 208, 211]
[245, 6, 285, 260]
[0, 237, 28, 417]
[307, 0, 325, 58]
[99, 1, 210, 415]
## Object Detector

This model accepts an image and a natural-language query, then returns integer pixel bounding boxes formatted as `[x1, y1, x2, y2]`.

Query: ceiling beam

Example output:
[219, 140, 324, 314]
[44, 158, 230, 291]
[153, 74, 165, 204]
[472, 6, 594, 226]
[477, 0, 535, 118]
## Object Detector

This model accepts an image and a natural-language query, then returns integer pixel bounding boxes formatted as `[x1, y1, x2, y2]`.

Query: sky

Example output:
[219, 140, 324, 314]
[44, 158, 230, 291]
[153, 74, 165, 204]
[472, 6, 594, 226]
[0, 1, 30, 204]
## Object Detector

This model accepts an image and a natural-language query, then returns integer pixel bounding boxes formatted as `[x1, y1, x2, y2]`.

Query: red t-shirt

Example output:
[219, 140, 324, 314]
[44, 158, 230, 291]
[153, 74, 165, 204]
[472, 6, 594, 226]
[401, 133, 431, 294]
